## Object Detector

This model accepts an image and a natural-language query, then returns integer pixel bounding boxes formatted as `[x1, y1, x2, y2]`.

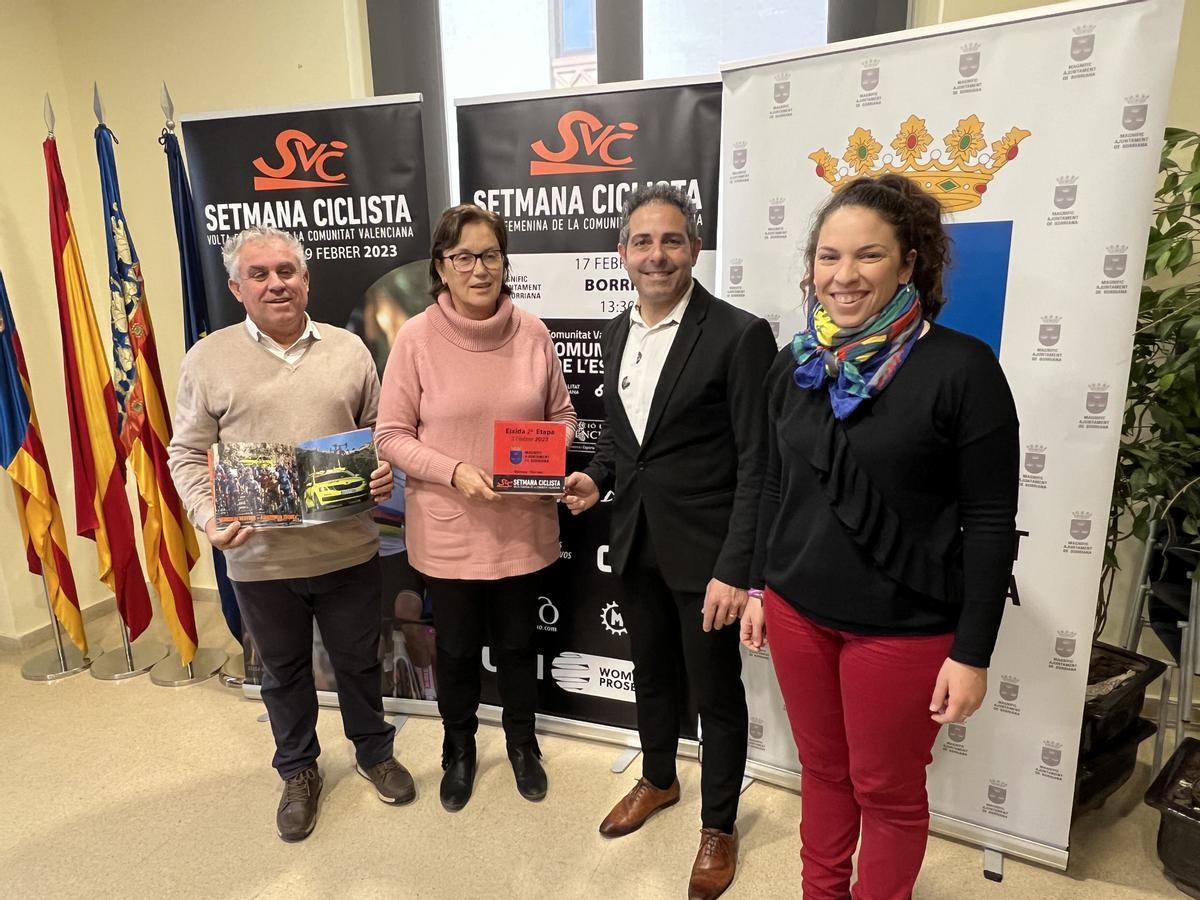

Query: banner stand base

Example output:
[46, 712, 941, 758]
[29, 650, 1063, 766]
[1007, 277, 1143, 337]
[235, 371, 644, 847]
[150, 648, 227, 687]
[21, 645, 91, 682]
[610, 748, 640, 774]
[739, 775, 754, 795]
[984, 848, 1004, 882]
[220, 652, 245, 688]
[385, 713, 409, 733]
[91, 642, 168, 680]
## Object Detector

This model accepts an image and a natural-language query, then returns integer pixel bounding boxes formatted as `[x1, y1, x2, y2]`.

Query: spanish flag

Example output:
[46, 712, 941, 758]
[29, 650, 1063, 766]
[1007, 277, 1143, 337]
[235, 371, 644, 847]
[44, 137, 152, 640]
[97, 124, 200, 664]
[0, 269, 86, 653]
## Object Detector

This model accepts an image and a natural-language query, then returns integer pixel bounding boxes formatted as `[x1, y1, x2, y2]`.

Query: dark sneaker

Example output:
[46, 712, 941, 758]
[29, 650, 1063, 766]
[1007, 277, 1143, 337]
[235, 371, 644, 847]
[277, 766, 322, 843]
[356, 757, 416, 805]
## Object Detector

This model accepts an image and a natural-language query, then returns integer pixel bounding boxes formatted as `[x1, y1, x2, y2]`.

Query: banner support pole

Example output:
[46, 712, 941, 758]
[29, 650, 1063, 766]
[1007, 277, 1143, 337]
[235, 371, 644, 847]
[21, 574, 91, 681]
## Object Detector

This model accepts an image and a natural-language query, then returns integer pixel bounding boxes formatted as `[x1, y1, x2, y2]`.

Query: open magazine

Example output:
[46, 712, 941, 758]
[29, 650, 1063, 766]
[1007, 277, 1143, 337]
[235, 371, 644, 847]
[209, 428, 377, 528]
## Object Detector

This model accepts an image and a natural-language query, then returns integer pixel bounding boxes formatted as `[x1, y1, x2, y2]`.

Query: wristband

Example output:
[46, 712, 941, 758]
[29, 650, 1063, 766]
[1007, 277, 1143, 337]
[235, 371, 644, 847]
[747, 588, 765, 601]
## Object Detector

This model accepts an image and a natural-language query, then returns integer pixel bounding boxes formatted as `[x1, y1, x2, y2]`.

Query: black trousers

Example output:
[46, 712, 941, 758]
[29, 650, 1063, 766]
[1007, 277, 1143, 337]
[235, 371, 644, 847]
[232, 555, 395, 780]
[620, 530, 748, 833]
[424, 569, 543, 750]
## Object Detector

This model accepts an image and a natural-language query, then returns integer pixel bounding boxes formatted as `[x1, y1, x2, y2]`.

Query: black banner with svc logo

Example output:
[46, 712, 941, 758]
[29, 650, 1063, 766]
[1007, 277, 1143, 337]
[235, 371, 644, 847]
[182, 97, 439, 702]
[458, 79, 722, 733]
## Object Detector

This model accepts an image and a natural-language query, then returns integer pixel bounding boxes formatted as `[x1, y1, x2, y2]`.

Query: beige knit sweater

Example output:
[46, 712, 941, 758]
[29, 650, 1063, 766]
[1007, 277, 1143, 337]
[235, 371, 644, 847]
[167, 322, 380, 582]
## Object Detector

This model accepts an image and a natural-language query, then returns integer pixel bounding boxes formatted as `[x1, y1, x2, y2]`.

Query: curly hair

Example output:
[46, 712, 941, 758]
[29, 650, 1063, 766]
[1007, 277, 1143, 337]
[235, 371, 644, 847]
[801, 174, 952, 319]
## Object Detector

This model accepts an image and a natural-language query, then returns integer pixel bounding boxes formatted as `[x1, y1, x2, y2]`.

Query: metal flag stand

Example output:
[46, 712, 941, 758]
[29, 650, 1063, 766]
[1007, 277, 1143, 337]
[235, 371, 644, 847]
[90, 623, 168, 681]
[219, 652, 245, 688]
[150, 646, 228, 687]
[22, 575, 92, 682]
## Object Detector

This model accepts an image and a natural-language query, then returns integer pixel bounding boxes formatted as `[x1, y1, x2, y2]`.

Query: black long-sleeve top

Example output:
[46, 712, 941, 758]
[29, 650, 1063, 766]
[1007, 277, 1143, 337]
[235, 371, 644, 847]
[751, 324, 1020, 667]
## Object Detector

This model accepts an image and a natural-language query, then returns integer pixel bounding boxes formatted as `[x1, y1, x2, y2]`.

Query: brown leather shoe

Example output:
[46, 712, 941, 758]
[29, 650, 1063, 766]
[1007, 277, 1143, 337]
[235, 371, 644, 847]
[598, 776, 681, 837]
[688, 826, 738, 900]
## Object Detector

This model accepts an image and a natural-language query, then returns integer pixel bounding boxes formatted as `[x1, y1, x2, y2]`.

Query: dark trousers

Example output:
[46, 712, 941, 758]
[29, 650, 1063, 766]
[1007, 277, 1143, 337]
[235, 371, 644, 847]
[424, 570, 543, 750]
[232, 555, 395, 780]
[620, 531, 748, 833]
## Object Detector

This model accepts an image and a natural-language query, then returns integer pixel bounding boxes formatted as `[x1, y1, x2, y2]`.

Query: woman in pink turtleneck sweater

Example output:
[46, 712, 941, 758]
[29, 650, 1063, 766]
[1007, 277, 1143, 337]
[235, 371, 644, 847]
[375, 205, 576, 814]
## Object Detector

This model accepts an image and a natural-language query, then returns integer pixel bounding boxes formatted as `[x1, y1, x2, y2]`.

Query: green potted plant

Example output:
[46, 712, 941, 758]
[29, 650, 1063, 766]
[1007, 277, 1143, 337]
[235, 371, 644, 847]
[1097, 126, 1200, 634]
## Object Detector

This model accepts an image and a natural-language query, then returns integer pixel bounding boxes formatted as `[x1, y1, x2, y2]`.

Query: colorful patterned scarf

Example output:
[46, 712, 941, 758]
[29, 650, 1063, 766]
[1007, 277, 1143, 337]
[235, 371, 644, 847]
[791, 282, 923, 419]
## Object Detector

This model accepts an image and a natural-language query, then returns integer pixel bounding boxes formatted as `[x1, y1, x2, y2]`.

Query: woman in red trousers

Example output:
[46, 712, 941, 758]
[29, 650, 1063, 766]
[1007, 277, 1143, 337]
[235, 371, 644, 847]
[742, 173, 1019, 899]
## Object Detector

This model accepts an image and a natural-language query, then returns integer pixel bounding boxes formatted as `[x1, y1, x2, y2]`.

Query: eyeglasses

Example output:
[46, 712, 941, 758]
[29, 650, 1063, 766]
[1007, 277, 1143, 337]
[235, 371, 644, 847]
[442, 249, 504, 272]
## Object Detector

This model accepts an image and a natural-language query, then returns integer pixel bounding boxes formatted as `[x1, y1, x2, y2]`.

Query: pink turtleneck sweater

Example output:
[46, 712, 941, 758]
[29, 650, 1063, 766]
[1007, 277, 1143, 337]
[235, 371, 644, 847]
[375, 292, 577, 580]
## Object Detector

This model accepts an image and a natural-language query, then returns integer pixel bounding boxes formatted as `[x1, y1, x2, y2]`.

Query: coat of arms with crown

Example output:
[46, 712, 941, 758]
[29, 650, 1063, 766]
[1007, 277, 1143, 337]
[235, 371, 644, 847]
[809, 114, 1031, 212]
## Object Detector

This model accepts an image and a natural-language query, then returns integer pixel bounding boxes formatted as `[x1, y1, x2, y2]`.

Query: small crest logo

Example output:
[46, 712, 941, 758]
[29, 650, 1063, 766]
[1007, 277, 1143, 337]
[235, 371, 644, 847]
[530, 111, 638, 176]
[1122, 94, 1149, 132]
[999, 676, 1020, 702]
[809, 114, 1030, 212]
[538, 596, 560, 627]
[1039, 315, 1062, 347]
[948, 723, 968, 743]
[732, 141, 748, 170]
[861, 58, 880, 91]
[774, 74, 791, 104]
[1054, 175, 1079, 210]
[729, 259, 744, 285]
[987, 779, 1008, 805]
[1055, 630, 1078, 658]
[252, 128, 349, 191]
[1042, 740, 1064, 767]
[1103, 244, 1128, 278]
[1024, 445, 1047, 474]
[766, 314, 781, 338]
[1086, 383, 1110, 414]
[959, 42, 982, 77]
[749, 721, 765, 740]
[509, 448, 524, 465]
[1071, 24, 1096, 61]
[601, 601, 627, 636]
[768, 197, 786, 226]
[1070, 510, 1093, 541]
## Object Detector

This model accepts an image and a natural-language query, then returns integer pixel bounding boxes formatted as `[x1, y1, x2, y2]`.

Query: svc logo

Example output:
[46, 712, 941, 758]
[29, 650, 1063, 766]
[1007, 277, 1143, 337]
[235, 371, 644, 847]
[530, 111, 638, 176]
[253, 128, 348, 191]
[601, 601, 627, 636]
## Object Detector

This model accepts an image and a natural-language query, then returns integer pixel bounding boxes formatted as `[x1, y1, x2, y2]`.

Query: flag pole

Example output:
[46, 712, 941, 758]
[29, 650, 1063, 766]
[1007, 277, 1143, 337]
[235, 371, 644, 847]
[21, 574, 91, 681]
[91, 619, 167, 680]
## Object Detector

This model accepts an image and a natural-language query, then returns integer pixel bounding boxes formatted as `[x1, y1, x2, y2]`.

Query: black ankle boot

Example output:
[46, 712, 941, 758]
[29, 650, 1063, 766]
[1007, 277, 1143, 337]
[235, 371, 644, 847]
[440, 733, 476, 812]
[508, 743, 547, 802]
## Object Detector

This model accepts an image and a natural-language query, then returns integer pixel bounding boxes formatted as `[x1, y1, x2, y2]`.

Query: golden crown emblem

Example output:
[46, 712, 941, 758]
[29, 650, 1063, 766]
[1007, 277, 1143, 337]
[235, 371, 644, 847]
[809, 114, 1031, 212]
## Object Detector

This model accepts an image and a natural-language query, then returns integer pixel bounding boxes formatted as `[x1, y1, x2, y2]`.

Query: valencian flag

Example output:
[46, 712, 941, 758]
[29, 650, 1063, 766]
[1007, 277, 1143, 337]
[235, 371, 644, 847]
[97, 124, 201, 663]
[161, 128, 242, 643]
[0, 269, 87, 653]
[44, 136, 153, 640]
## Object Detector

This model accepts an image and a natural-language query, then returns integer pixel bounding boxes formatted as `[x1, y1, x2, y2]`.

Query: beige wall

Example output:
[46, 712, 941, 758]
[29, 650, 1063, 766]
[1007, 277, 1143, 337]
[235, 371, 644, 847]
[0, 0, 370, 641]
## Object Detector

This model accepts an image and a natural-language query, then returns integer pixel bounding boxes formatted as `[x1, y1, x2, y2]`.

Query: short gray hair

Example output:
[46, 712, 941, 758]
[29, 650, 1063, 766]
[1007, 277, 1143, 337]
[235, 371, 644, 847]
[618, 184, 699, 246]
[222, 226, 307, 282]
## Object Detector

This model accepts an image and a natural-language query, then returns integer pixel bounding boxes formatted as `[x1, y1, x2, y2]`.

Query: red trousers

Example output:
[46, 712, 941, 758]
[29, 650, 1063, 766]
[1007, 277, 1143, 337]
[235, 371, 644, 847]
[765, 588, 953, 900]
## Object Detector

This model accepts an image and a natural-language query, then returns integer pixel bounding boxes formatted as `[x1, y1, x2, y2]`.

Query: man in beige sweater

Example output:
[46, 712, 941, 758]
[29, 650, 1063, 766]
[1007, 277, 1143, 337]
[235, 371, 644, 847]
[167, 226, 414, 843]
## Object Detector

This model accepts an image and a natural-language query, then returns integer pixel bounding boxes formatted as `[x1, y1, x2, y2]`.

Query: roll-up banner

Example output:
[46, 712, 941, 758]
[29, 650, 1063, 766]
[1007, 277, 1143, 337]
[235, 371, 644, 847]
[181, 96, 439, 704]
[457, 78, 722, 735]
[719, 0, 1183, 869]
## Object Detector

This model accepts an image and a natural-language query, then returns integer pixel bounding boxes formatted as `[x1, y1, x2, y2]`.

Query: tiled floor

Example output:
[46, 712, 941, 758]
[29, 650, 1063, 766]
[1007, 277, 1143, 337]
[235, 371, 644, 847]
[0, 597, 1192, 899]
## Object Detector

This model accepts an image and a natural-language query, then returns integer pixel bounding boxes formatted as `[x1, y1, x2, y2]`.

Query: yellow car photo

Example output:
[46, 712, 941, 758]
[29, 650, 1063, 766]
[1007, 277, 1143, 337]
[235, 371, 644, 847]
[303, 467, 369, 511]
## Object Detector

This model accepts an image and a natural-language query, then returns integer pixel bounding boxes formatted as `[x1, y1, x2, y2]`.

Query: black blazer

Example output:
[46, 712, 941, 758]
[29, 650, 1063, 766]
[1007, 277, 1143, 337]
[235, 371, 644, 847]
[583, 282, 776, 594]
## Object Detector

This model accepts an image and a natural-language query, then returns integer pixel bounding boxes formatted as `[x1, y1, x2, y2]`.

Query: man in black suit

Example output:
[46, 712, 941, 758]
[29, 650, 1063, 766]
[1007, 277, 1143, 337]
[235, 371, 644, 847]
[563, 184, 775, 900]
